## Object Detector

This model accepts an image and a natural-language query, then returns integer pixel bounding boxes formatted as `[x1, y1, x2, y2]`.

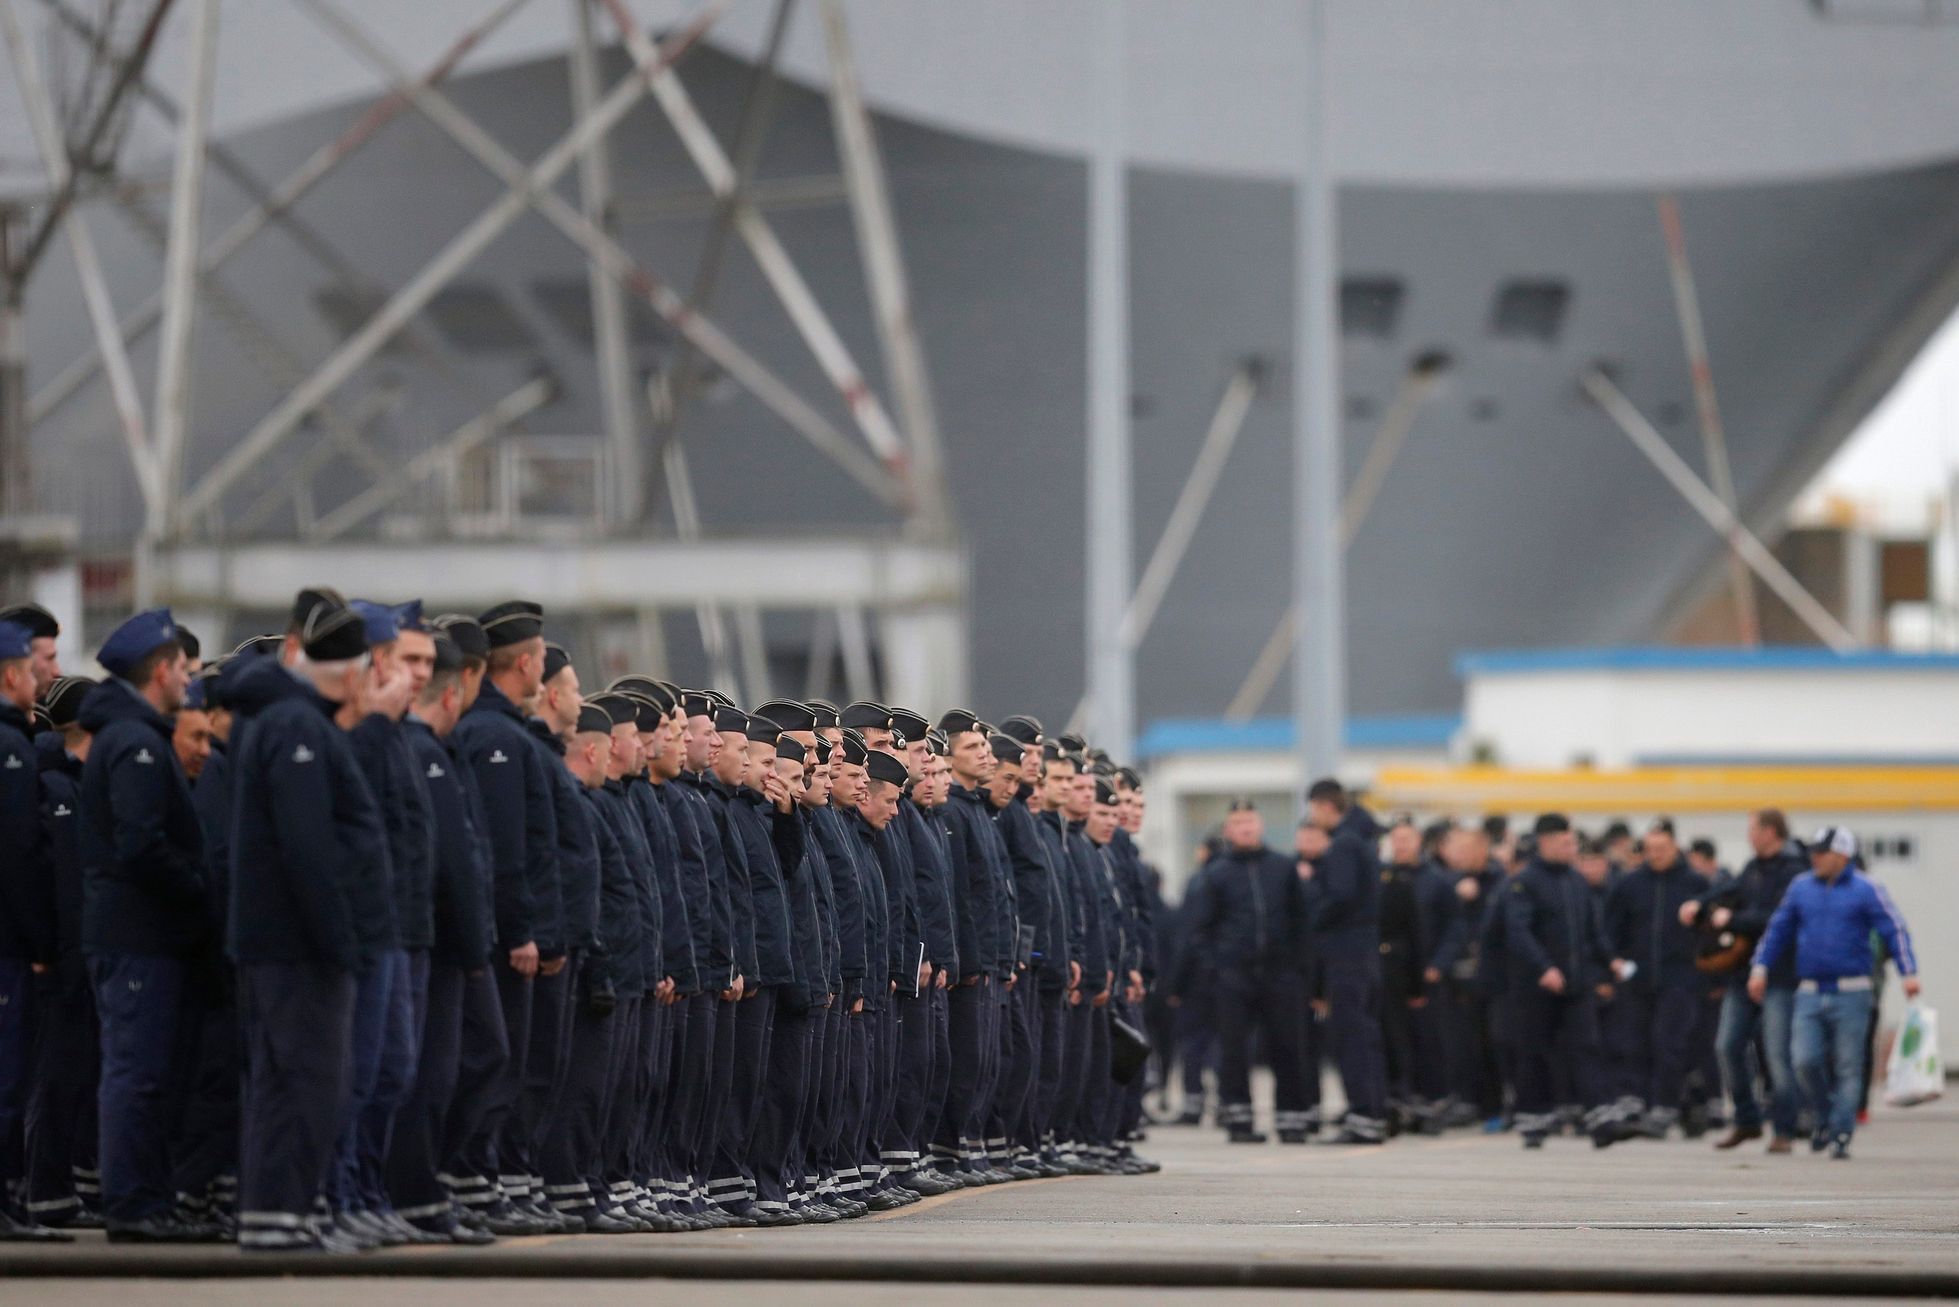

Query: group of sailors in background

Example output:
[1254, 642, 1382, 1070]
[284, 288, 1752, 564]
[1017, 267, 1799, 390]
[0, 592, 1163, 1251]
[1152, 798, 1921, 1158]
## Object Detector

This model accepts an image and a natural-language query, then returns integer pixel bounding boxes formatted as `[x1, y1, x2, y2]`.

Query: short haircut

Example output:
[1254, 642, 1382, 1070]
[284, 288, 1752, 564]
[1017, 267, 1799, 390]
[1482, 814, 1509, 842]
[419, 668, 461, 705]
[1689, 838, 1718, 860]
[125, 637, 183, 690]
[1753, 807, 1789, 840]
[487, 643, 530, 676]
[1306, 778, 1347, 810]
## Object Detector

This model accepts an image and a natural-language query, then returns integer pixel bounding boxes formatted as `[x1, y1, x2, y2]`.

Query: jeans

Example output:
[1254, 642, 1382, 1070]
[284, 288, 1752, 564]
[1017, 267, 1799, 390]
[1791, 988, 1873, 1141]
[1717, 985, 1796, 1137]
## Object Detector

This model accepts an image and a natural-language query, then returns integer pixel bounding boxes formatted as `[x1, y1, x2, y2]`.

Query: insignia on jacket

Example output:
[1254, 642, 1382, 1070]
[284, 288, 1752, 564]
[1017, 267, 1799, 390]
[52, 803, 71, 817]
[291, 744, 316, 764]
[2, 754, 21, 769]
[489, 749, 509, 764]
[427, 762, 445, 779]
[133, 748, 154, 764]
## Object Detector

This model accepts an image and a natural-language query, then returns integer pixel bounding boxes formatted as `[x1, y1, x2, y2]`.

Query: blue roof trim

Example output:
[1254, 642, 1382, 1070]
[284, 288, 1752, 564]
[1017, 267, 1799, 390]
[1456, 646, 1959, 678]
[1636, 753, 1959, 769]
[1135, 714, 1460, 761]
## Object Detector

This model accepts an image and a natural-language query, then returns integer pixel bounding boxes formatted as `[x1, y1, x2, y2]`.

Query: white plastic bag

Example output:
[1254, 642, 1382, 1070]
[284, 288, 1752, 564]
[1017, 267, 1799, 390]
[1884, 1005, 1943, 1107]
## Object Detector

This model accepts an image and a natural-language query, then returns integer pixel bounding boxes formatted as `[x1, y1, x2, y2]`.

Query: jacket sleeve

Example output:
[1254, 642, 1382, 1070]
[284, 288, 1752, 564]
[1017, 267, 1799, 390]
[1751, 882, 1802, 973]
[105, 731, 207, 913]
[769, 805, 806, 883]
[1602, 876, 1633, 959]
[459, 726, 535, 950]
[1312, 843, 1365, 930]
[444, 778, 495, 970]
[1, 732, 53, 963]
[1865, 880, 1918, 977]
[1424, 878, 1466, 975]
[1731, 856, 1795, 940]
[266, 726, 361, 970]
[1502, 879, 1552, 981]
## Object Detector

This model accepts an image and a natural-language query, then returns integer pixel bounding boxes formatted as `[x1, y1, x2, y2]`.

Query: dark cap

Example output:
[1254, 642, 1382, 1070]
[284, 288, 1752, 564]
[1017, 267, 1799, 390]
[1093, 779, 1120, 807]
[431, 634, 464, 673]
[1226, 797, 1258, 813]
[836, 733, 869, 766]
[1532, 813, 1571, 837]
[988, 733, 1023, 765]
[350, 599, 400, 647]
[865, 750, 908, 787]
[182, 677, 208, 711]
[39, 675, 93, 728]
[189, 659, 227, 709]
[611, 676, 675, 714]
[714, 706, 751, 738]
[429, 615, 489, 662]
[888, 708, 929, 743]
[680, 689, 718, 719]
[776, 737, 807, 765]
[745, 715, 782, 748]
[391, 599, 425, 633]
[927, 728, 949, 756]
[0, 621, 29, 662]
[614, 692, 666, 732]
[1116, 766, 1142, 790]
[937, 708, 981, 737]
[230, 633, 283, 660]
[290, 586, 346, 631]
[299, 600, 369, 663]
[1056, 731, 1088, 754]
[754, 699, 817, 734]
[478, 600, 544, 648]
[840, 701, 892, 731]
[584, 693, 637, 728]
[0, 603, 58, 640]
[542, 643, 573, 684]
[174, 626, 201, 662]
[807, 699, 840, 730]
[813, 738, 834, 764]
[997, 714, 1043, 746]
[97, 608, 179, 678]
[575, 703, 615, 735]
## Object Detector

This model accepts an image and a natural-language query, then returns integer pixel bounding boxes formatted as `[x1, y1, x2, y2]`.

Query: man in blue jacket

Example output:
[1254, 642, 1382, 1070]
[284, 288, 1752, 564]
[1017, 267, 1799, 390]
[226, 596, 386, 1252]
[77, 609, 213, 1242]
[1750, 827, 1921, 1159]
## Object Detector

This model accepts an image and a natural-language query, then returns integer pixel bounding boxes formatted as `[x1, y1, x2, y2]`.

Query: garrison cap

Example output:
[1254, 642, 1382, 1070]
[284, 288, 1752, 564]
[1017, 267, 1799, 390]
[840, 701, 893, 731]
[350, 599, 399, 647]
[988, 733, 1023, 765]
[583, 692, 637, 728]
[745, 715, 782, 748]
[97, 608, 179, 678]
[927, 728, 949, 756]
[298, 599, 369, 663]
[1056, 732, 1088, 754]
[836, 732, 869, 766]
[182, 676, 208, 711]
[813, 738, 834, 763]
[175, 627, 202, 662]
[1116, 766, 1142, 790]
[888, 708, 929, 744]
[1085, 747, 1110, 767]
[680, 689, 718, 719]
[431, 634, 464, 673]
[428, 615, 489, 661]
[0, 603, 57, 640]
[542, 642, 573, 684]
[290, 586, 345, 631]
[0, 620, 30, 662]
[806, 699, 841, 730]
[478, 600, 544, 648]
[997, 715, 1043, 747]
[615, 692, 666, 731]
[231, 633, 282, 660]
[936, 708, 982, 737]
[39, 675, 93, 728]
[754, 699, 817, 734]
[865, 749, 908, 787]
[575, 703, 615, 735]
[775, 737, 807, 765]
[611, 676, 675, 713]
[714, 706, 752, 737]
[1093, 778, 1120, 807]
[391, 600, 425, 632]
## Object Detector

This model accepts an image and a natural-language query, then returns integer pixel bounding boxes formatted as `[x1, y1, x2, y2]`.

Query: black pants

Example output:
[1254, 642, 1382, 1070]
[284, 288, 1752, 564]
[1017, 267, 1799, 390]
[889, 984, 937, 1171]
[1606, 982, 1701, 1114]
[753, 1000, 810, 1209]
[439, 966, 509, 1210]
[1512, 989, 1604, 1136]
[988, 978, 1037, 1154]
[387, 962, 466, 1221]
[1214, 968, 1312, 1134]
[670, 993, 718, 1200]
[935, 979, 991, 1165]
[89, 954, 199, 1226]
[1446, 981, 1502, 1117]
[466, 954, 531, 1201]
[1174, 990, 1216, 1108]
[509, 956, 574, 1193]
[1031, 987, 1068, 1148]
[539, 990, 616, 1214]
[1320, 943, 1389, 1122]
[236, 961, 356, 1245]
[712, 987, 775, 1208]
[24, 966, 98, 1221]
[170, 994, 240, 1209]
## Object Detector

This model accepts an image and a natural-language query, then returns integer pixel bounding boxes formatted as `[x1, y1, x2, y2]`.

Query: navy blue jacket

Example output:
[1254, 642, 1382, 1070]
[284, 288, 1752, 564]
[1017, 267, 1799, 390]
[1699, 842, 1806, 987]
[811, 805, 872, 1004]
[900, 799, 958, 975]
[872, 812, 920, 989]
[191, 741, 235, 952]
[77, 681, 207, 958]
[451, 681, 563, 955]
[1414, 859, 1465, 978]
[32, 734, 83, 975]
[624, 777, 693, 992]
[527, 720, 599, 956]
[1, 702, 51, 962]
[675, 772, 748, 986]
[1059, 821, 1110, 994]
[587, 784, 647, 998]
[345, 715, 416, 952]
[848, 806, 896, 1007]
[403, 719, 493, 970]
[727, 788, 803, 992]
[1109, 828, 1156, 982]
[1185, 844, 1309, 976]
[1378, 859, 1427, 993]
[1501, 856, 1611, 992]
[794, 807, 840, 1002]
[996, 797, 1060, 976]
[1034, 810, 1086, 993]
[1603, 859, 1703, 990]
[224, 660, 388, 971]
[641, 779, 709, 992]
[941, 784, 1007, 981]
[1308, 812, 1380, 953]
[697, 780, 756, 983]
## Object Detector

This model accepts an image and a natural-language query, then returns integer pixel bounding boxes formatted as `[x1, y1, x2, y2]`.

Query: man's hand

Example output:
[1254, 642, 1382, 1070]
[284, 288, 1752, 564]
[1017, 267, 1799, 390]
[538, 955, 567, 977]
[762, 769, 792, 813]
[1746, 968, 1768, 1003]
[851, 997, 865, 1014]
[1594, 983, 1614, 1001]
[917, 959, 933, 991]
[960, 973, 982, 988]
[1090, 988, 1110, 1008]
[1295, 858, 1314, 881]
[509, 941, 539, 979]
[1903, 975, 1922, 1000]
[1611, 958, 1631, 982]
[366, 662, 415, 721]
[29, 961, 48, 976]
[1538, 966, 1566, 995]
[1068, 989, 1082, 1007]
[1455, 877, 1481, 903]
[1005, 972, 1019, 992]
[656, 976, 676, 1003]
[935, 969, 949, 990]
[1309, 998, 1329, 1019]
[721, 974, 745, 1002]
[1711, 906, 1732, 930]
[1423, 966, 1442, 985]
[1407, 995, 1427, 1010]
[1677, 901, 1700, 928]
[1068, 960, 1083, 991]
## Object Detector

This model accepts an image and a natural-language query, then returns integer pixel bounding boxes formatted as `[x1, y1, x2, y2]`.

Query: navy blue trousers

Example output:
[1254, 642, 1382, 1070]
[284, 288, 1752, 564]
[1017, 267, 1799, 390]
[236, 961, 356, 1245]
[711, 987, 774, 1208]
[25, 965, 98, 1219]
[89, 954, 199, 1225]
[387, 962, 466, 1220]
[440, 965, 510, 1208]
[1321, 945, 1389, 1121]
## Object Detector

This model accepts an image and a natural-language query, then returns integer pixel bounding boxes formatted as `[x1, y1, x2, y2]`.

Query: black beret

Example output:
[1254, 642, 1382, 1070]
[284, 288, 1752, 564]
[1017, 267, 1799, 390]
[428, 614, 489, 661]
[1093, 779, 1120, 807]
[714, 706, 751, 737]
[431, 634, 463, 673]
[840, 701, 892, 731]
[775, 737, 807, 765]
[290, 586, 345, 631]
[0, 603, 58, 640]
[300, 600, 368, 662]
[680, 689, 718, 719]
[989, 733, 1023, 765]
[1056, 732, 1088, 754]
[230, 633, 283, 660]
[806, 698, 840, 730]
[478, 600, 544, 648]
[753, 699, 817, 734]
[836, 733, 869, 766]
[888, 708, 929, 743]
[865, 750, 908, 787]
[937, 708, 981, 737]
[542, 642, 573, 683]
[745, 716, 782, 748]
[39, 675, 93, 728]
[1533, 813, 1571, 836]
[575, 703, 615, 735]
[997, 715, 1043, 746]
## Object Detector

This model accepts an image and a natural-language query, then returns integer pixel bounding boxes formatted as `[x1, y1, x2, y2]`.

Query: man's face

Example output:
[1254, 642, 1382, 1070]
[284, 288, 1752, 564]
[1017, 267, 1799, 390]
[459, 663, 484, 711]
[1605, 835, 1634, 867]
[513, 636, 546, 705]
[1387, 824, 1421, 865]
[1747, 816, 1780, 857]
[711, 732, 748, 786]
[684, 714, 721, 772]
[1576, 853, 1609, 888]
[860, 778, 899, 830]
[985, 758, 1020, 807]
[1086, 802, 1119, 844]
[172, 708, 212, 779]
[1307, 798, 1340, 832]
[832, 759, 867, 806]
[1118, 788, 1145, 834]
[396, 629, 436, 697]
[1020, 743, 1043, 778]
[1223, 807, 1263, 852]
[922, 755, 951, 806]
[1295, 823, 1330, 860]
[153, 648, 190, 714]
[906, 739, 930, 781]
[1539, 829, 1578, 864]
[1812, 849, 1849, 880]
[28, 638, 57, 696]
[610, 724, 643, 777]
[0, 659, 32, 712]
[1064, 771, 1094, 821]
[1041, 760, 1075, 812]
[861, 726, 893, 753]
[744, 740, 777, 790]
[575, 732, 612, 787]
[1687, 849, 1719, 880]
[798, 756, 832, 807]
[1644, 829, 1679, 870]
[948, 729, 990, 785]
[542, 666, 582, 735]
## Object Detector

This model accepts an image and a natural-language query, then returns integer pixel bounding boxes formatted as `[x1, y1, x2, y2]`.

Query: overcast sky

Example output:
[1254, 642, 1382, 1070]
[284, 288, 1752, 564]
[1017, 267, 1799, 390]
[1808, 306, 1959, 517]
